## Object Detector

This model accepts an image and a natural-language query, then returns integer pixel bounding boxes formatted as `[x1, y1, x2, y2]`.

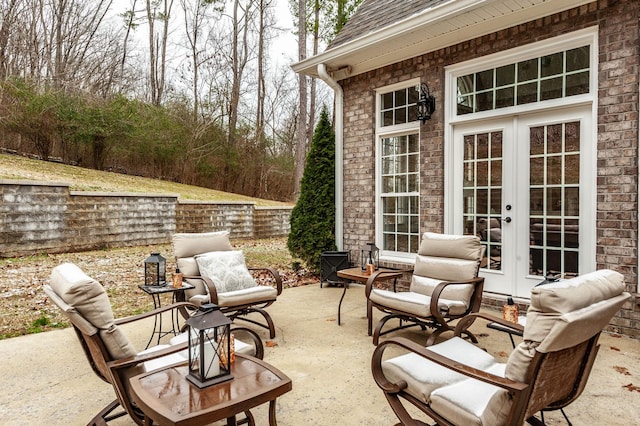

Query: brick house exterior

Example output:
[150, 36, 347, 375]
[294, 0, 639, 338]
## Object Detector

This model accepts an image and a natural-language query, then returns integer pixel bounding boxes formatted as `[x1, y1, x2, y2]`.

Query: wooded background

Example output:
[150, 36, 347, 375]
[0, 0, 362, 202]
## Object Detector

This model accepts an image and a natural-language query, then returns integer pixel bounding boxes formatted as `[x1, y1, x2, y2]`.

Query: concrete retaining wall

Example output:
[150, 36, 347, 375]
[0, 180, 292, 258]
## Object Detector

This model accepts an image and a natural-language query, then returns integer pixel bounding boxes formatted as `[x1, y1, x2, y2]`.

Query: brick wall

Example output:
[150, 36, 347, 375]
[0, 180, 292, 257]
[339, 0, 639, 337]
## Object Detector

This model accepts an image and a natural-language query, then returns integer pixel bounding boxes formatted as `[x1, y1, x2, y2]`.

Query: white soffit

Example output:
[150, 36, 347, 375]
[293, 0, 594, 80]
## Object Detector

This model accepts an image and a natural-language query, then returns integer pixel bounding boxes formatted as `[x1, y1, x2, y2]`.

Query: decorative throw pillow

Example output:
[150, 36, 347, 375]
[195, 251, 257, 293]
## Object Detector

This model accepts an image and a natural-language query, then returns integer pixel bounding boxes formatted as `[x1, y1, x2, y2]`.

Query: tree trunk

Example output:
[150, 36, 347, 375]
[293, 0, 307, 200]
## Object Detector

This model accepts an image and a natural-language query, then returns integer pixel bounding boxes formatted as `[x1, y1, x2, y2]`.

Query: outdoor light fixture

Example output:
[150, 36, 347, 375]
[144, 252, 166, 286]
[416, 83, 436, 123]
[361, 242, 380, 274]
[186, 304, 233, 388]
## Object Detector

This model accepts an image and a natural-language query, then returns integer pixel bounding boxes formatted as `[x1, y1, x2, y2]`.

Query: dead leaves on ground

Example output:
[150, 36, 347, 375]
[614, 365, 639, 392]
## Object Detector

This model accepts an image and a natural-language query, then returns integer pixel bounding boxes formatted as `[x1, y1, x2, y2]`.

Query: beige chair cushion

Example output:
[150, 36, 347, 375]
[174, 231, 235, 300]
[49, 263, 137, 359]
[413, 255, 480, 285]
[382, 336, 507, 425]
[410, 274, 475, 305]
[506, 269, 629, 382]
[217, 285, 278, 307]
[418, 232, 483, 261]
[429, 362, 510, 426]
[370, 287, 468, 317]
[172, 231, 233, 258]
[410, 233, 482, 302]
[195, 250, 257, 293]
[44, 285, 96, 336]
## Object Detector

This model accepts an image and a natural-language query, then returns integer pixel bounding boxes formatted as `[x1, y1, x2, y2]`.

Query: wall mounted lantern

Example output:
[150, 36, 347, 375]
[416, 83, 436, 123]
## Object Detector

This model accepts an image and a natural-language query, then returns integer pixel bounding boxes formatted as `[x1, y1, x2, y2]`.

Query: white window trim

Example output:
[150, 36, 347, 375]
[443, 26, 599, 234]
[375, 78, 421, 263]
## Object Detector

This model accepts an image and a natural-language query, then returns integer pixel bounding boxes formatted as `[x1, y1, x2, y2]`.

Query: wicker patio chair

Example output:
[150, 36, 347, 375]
[371, 269, 630, 426]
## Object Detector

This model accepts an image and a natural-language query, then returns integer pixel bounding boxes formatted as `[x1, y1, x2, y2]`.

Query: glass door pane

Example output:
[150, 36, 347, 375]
[528, 121, 580, 278]
[463, 131, 504, 271]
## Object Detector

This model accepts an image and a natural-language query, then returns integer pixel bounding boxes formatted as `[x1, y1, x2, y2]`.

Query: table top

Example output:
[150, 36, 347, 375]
[337, 267, 404, 283]
[129, 354, 292, 425]
[138, 283, 195, 295]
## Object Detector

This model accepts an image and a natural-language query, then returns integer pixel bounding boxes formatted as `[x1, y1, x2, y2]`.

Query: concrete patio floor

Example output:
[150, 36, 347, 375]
[1, 282, 639, 425]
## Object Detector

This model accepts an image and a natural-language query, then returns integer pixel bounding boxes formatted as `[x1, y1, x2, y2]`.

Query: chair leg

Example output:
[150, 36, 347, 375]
[373, 314, 427, 345]
[230, 307, 276, 339]
[384, 393, 431, 426]
[87, 399, 128, 426]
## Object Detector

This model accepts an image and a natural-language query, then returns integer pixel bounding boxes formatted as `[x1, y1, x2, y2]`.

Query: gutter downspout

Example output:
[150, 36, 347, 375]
[318, 63, 344, 250]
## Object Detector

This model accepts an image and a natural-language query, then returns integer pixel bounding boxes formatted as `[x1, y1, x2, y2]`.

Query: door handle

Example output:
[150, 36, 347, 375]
[503, 217, 512, 223]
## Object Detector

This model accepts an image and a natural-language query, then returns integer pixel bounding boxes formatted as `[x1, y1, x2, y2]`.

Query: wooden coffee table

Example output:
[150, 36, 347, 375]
[129, 354, 292, 425]
[336, 267, 404, 326]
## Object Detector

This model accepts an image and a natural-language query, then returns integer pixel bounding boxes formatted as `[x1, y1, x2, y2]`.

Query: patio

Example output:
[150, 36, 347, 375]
[1, 282, 639, 425]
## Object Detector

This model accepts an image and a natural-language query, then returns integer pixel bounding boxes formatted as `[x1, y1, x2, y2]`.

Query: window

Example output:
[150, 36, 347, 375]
[457, 46, 590, 115]
[380, 86, 419, 127]
[381, 134, 420, 254]
[376, 82, 421, 257]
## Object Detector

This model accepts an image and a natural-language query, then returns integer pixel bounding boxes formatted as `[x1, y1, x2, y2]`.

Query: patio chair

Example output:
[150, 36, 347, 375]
[172, 231, 283, 338]
[371, 269, 630, 426]
[366, 232, 485, 345]
[44, 262, 263, 425]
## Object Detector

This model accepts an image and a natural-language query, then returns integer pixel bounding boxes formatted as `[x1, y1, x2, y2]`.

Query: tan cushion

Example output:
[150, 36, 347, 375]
[410, 273, 474, 304]
[49, 263, 137, 359]
[195, 251, 257, 293]
[172, 231, 233, 259]
[413, 255, 480, 283]
[217, 285, 277, 306]
[418, 232, 483, 261]
[177, 257, 207, 299]
[430, 363, 510, 426]
[382, 337, 498, 403]
[505, 269, 628, 382]
[370, 288, 468, 317]
[43, 285, 96, 336]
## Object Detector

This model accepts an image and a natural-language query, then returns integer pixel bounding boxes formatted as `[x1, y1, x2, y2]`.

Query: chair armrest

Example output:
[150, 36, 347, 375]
[454, 312, 525, 336]
[107, 340, 190, 371]
[183, 274, 220, 303]
[114, 302, 197, 326]
[429, 277, 484, 323]
[248, 267, 283, 295]
[365, 268, 413, 298]
[372, 337, 529, 395]
[231, 326, 265, 360]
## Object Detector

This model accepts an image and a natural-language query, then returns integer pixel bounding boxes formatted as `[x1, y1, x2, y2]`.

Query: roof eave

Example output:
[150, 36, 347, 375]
[292, 0, 594, 80]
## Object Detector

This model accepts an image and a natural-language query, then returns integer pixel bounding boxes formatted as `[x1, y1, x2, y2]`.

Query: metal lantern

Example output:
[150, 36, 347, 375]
[361, 242, 380, 272]
[415, 82, 436, 123]
[186, 304, 233, 388]
[144, 252, 166, 286]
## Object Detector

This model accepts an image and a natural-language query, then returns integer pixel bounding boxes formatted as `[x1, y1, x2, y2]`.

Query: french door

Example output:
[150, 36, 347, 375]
[452, 106, 594, 297]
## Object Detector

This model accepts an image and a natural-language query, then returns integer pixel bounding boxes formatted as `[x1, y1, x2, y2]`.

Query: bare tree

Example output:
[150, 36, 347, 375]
[0, 0, 20, 81]
[293, 0, 307, 200]
[180, 0, 224, 119]
[146, 0, 173, 105]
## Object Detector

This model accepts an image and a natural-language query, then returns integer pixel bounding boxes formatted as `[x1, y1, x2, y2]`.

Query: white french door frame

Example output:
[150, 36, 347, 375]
[443, 28, 599, 297]
[446, 104, 597, 297]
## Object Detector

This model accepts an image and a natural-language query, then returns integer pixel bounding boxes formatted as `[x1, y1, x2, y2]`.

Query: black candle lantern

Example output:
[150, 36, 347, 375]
[361, 242, 380, 272]
[144, 252, 166, 286]
[186, 304, 233, 388]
